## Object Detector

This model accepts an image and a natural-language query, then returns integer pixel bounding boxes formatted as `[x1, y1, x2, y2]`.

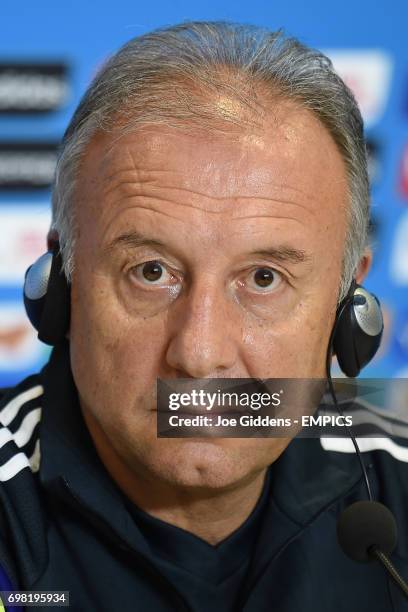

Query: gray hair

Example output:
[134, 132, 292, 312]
[52, 20, 370, 302]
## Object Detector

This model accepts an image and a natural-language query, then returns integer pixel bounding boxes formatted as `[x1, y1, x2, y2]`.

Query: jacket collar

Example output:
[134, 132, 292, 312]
[38, 340, 363, 554]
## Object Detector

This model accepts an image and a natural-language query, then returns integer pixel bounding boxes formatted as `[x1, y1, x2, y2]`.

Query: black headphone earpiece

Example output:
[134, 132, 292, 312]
[23, 243, 70, 346]
[331, 279, 384, 377]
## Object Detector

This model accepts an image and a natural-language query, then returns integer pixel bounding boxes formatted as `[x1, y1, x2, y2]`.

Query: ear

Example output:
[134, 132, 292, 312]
[354, 248, 373, 285]
[47, 229, 59, 252]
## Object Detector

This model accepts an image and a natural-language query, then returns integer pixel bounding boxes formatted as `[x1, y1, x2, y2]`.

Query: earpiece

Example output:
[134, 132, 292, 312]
[331, 280, 384, 377]
[23, 244, 70, 346]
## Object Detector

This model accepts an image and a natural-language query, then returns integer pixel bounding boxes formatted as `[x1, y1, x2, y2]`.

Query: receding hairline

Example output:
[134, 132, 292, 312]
[72, 88, 349, 191]
[66, 92, 350, 258]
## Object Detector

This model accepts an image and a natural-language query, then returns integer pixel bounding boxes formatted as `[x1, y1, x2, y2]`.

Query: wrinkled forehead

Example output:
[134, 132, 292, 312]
[76, 101, 348, 203]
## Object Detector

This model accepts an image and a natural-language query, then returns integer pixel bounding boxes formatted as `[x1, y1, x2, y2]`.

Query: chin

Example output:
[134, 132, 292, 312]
[148, 438, 264, 490]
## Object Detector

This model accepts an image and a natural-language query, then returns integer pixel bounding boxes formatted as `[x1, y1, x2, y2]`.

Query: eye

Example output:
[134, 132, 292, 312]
[130, 260, 174, 286]
[246, 267, 282, 293]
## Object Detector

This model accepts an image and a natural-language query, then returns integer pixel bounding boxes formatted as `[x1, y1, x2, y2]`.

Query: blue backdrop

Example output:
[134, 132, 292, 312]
[1, 0, 407, 385]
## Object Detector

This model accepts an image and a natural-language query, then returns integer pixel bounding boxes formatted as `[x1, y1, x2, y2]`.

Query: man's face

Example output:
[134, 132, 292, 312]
[69, 102, 349, 490]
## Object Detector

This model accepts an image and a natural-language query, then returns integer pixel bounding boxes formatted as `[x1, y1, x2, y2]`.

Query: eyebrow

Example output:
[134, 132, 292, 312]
[104, 231, 311, 266]
[250, 246, 311, 265]
[104, 231, 168, 254]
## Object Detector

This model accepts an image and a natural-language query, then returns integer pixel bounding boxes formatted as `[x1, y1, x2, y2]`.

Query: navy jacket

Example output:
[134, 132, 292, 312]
[0, 341, 408, 611]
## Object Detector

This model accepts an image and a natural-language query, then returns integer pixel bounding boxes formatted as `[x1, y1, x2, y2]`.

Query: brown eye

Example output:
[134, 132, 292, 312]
[131, 260, 174, 286]
[254, 268, 275, 287]
[142, 261, 163, 282]
[246, 267, 282, 293]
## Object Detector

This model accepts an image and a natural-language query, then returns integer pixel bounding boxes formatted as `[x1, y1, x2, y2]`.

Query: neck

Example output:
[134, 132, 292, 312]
[81, 404, 268, 545]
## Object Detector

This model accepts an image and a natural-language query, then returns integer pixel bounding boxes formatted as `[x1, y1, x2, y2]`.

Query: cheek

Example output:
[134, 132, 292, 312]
[242, 298, 335, 377]
[69, 272, 169, 411]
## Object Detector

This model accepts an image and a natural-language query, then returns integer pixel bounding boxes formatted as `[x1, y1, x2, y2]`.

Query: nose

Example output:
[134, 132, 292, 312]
[165, 277, 239, 378]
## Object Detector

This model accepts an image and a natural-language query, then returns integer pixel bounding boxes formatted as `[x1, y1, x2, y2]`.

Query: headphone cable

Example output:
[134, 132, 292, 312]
[325, 292, 373, 502]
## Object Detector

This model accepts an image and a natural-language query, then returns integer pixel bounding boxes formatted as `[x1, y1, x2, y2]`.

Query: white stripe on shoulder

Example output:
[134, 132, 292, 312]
[0, 438, 41, 481]
[0, 452, 31, 481]
[0, 385, 43, 427]
[0, 386, 43, 480]
[13, 408, 41, 448]
[321, 437, 408, 462]
[0, 409, 41, 450]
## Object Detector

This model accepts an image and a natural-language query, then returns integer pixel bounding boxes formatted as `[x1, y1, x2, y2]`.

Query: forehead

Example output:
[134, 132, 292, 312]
[74, 102, 348, 244]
